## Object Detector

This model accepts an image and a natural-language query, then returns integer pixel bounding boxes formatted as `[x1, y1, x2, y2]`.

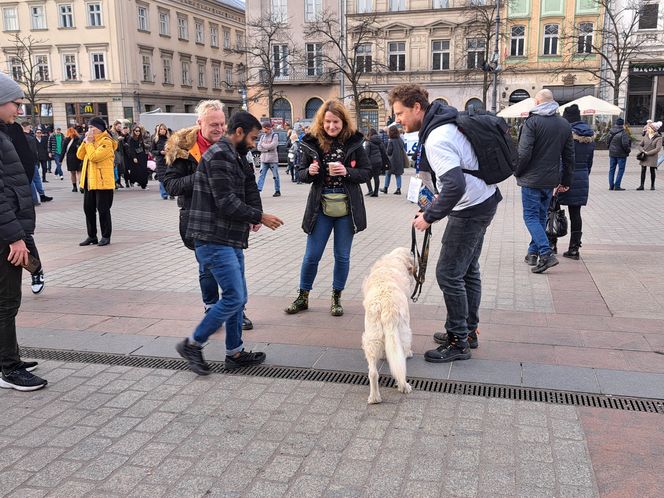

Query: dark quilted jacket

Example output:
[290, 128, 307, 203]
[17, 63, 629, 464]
[558, 122, 595, 207]
[0, 122, 36, 246]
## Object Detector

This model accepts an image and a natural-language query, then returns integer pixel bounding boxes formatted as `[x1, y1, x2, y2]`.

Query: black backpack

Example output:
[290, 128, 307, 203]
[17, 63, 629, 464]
[455, 110, 517, 185]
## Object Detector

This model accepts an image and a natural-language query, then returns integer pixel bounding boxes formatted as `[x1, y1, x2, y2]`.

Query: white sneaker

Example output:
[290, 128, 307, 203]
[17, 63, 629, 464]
[31, 273, 44, 294]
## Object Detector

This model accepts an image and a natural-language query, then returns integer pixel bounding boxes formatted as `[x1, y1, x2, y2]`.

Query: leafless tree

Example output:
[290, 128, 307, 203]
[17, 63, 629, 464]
[240, 13, 299, 116]
[3, 33, 56, 124]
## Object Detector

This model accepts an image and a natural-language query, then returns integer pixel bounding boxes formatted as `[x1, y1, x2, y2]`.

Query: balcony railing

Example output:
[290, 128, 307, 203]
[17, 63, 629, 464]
[261, 68, 336, 85]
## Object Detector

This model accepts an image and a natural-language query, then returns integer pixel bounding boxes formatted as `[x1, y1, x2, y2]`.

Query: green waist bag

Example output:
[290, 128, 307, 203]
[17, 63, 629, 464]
[321, 193, 349, 217]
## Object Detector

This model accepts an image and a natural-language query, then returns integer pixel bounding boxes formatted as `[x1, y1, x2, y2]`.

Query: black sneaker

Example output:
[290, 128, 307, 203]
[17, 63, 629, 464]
[242, 313, 253, 331]
[19, 361, 38, 372]
[40, 194, 53, 202]
[0, 368, 48, 391]
[273, 191, 281, 197]
[176, 339, 211, 376]
[524, 254, 538, 266]
[424, 342, 471, 363]
[31, 272, 45, 294]
[433, 329, 479, 349]
[224, 350, 266, 369]
[532, 253, 559, 274]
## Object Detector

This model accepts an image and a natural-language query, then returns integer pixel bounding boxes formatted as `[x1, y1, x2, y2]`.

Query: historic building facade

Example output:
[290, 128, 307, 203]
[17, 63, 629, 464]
[1, 0, 246, 128]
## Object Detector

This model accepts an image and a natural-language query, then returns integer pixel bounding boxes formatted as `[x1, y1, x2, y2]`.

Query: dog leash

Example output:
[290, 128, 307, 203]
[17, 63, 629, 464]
[410, 217, 432, 303]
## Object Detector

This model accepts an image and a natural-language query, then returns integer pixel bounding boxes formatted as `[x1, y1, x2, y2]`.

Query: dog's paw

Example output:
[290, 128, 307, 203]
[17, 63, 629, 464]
[398, 382, 412, 394]
[367, 394, 382, 404]
[406, 350, 414, 358]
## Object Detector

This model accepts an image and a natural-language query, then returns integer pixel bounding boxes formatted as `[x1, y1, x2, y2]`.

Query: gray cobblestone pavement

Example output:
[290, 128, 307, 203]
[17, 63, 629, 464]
[0, 361, 599, 498]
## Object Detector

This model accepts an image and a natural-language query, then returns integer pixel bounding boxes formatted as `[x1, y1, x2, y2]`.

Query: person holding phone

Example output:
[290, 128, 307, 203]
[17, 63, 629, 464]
[285, 99, 371, 317]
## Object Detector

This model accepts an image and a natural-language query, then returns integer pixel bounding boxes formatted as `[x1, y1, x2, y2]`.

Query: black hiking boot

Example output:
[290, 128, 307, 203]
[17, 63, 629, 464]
[424, 338, 471, 363]
[433, 329, 479, 349]
[224, 350, 266, 369]
[176, 339, 210, 375]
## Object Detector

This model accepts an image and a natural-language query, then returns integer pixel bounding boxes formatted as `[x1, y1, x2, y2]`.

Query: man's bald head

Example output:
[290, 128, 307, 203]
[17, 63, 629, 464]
[535, 89, 554, 104]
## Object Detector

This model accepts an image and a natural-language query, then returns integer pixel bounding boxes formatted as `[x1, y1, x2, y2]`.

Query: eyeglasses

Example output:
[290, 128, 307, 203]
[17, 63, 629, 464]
[10, 101, 22, 110]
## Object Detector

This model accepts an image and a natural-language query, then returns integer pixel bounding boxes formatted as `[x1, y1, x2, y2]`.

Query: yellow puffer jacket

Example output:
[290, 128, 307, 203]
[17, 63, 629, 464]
[77, 131, 118, 190]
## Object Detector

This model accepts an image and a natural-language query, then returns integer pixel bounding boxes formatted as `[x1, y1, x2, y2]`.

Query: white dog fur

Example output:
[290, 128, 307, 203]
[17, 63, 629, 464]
[362, 247, 415, 404]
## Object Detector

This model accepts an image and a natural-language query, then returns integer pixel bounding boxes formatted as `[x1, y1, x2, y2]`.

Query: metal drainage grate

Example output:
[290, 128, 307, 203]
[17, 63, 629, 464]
[20, 346, 664, 415]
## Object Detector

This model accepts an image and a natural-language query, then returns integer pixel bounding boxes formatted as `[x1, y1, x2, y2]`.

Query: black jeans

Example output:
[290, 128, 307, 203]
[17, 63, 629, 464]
[0, 246, 23, 374]
[568, 205, 582, 233]
[39, 160, 48, 181]
[436, 211, 495, 342]
[84, 189, 114, 239]
[366, 173, 380, 193]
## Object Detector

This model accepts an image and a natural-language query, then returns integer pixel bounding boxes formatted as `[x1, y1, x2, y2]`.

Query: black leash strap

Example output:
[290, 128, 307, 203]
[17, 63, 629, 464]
[410, 220, 432, 303]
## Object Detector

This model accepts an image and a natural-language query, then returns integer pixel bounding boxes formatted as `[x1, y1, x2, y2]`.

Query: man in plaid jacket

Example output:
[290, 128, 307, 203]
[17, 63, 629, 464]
[176, 112, 283, 374]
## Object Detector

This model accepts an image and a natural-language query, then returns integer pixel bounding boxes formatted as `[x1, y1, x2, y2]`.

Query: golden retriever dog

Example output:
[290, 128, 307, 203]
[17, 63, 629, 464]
[362, 247, 416, 404]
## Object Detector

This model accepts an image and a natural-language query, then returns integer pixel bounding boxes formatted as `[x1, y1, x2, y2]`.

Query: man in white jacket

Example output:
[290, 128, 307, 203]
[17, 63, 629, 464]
[256, 121, 281, 197]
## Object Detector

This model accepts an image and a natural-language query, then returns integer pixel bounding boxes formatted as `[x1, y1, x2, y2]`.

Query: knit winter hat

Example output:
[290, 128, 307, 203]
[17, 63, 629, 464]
[0, 71, 24, 105]
[616, 118, 624, 126]
[562, 104, 581, 123]
[650, 121, 662, 132]
[88, 116, 107, 133]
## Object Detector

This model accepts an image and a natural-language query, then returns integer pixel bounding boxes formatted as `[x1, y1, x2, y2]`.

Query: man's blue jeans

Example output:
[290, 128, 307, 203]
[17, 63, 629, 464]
[436, 212, 495, 341]
[521, 187, 553, 256]
[257, 162, 280, 193]
[192, 243, 246, 355]
[31, 164, 44, 204]
[299, 211, 354, 291]
[384, 173, 402, 190]
[53, 156, 63, 177]
[194, 250, 219, 307]
[159, 182, 168, 199]
[608, 156, 626, 189]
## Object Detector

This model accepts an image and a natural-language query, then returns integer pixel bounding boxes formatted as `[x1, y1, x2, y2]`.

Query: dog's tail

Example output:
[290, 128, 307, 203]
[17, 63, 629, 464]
[383, 321, 408, 391]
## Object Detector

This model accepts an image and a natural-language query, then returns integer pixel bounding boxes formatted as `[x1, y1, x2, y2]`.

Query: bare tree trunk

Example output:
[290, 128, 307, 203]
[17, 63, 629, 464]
[613, 75, 621, 106]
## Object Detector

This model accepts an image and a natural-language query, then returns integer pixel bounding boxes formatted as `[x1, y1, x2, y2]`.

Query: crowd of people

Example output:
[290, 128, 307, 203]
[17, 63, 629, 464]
[2, 63, 663, 389]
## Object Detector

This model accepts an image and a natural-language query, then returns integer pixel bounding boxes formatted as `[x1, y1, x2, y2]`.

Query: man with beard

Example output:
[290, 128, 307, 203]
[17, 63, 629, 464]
[164, 101, 255, 329]
[176, 111, 283, 374]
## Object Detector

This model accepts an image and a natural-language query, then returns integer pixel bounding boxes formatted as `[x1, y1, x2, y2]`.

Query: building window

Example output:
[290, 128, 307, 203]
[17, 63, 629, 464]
[305, 0, 322, 21]
[639, 2, 659, 30]
[305, 98, 323, 119]
[159, 11, 169, 35]
[306, 43, 323, 76]
[359, 98, 378, 133]
[10, 57, 22, 81]
[177, 16, 188, 40]
[90, 52, 106, 79]
[31, 5, 47, 30]
[271, 0, 287, 23]
[59, 4, 74, 28]
[510, 25, 525, 57]
[543, 24, 559, 55]
[223, 28, 231, 49]
[273, 44, 289, 77]
[212, 64, 221, 88]
[356, 43, 372, 73]
[272, 98, 292, 124]
[389, 0, 405, 11]
[466, 38, 485, 69]
[357, 0, 373, 13]
[142, 55, 152, 82]
[137, 5, 148, 31]
[87, 2, 103, 27]
[236, 31, 244, 49]
[388, 42, 406, 72]
[195, 20, 204, 43]
[466, 98, 485, 112]
[432, 0, 449, 7]
[162, 57, 172, 83]
[432, 40, 450, 70]
[225, 65, 233, 86]
[577, 22, 593, 53]
[198, 62, 206, 87]
[181, 60, 191, 85]
[63, 54, 77, 80]
[210, 24, 219, 47]
[35, 55, 50, 81]
[2, 7, 19, 31]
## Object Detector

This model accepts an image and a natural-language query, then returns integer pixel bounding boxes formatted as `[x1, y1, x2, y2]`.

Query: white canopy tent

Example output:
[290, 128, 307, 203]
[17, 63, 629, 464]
[558, 95, 622, 116]
[497, 98, 537, 118]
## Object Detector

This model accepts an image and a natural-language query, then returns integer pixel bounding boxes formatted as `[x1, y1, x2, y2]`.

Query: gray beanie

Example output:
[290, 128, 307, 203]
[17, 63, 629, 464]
[0, 71, 24, 105]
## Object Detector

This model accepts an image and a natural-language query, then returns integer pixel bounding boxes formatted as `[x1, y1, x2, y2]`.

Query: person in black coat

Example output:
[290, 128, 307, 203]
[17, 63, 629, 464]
[34, 129, 50, 182]
[151, 123, 170, 199]
[554, 105, 595, 259]
[363, 128, 389, 196]
[286, 99, 372, 317]
[383, 126, 407, 194]
[606, 118, 631, 190]
[127, 125, 149, 189]
[61, 127, 83, 192]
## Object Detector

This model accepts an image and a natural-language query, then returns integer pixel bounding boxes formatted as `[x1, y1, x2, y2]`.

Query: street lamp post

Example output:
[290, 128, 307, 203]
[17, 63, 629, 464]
[491, 0, 501, 113]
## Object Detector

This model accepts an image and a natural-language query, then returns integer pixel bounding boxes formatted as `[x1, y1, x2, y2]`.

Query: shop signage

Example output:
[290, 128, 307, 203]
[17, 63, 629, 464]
[79, 103, 94, 114]
[630, 63, 664, 75]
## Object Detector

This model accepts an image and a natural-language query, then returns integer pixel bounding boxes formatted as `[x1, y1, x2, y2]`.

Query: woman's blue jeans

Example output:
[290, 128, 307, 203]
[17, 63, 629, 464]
[192, 243, 246, 355]
[299, 211, 355, 291]
[384, 173, 402, 190]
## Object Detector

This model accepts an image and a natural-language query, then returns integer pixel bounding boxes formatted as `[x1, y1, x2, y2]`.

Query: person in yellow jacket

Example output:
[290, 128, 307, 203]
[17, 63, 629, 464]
[76, 117, 117, 247]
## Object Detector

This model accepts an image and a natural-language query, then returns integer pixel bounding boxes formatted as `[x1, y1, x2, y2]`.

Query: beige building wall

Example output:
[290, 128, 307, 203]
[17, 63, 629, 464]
[0, 0, 246, 128]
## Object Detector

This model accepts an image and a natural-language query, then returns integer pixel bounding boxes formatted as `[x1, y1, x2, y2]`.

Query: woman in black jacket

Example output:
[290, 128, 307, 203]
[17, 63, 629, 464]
[286, 99, 372, 316]
[127, 125, 149, 189]
[364, 128, 389, 196]
[383, 126, 407, 195]
[61, 127, 83, 192]
[151, 123, 170, 199]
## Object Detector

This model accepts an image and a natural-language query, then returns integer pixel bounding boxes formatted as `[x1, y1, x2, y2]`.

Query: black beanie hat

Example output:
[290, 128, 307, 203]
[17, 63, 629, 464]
[88, 116, 107, 133]
[616, 118, 625, 126]
[562, 104, 581, 123]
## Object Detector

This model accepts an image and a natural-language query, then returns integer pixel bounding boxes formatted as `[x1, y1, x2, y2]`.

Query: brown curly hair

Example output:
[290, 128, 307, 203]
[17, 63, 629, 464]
[309, 99, 356, 153]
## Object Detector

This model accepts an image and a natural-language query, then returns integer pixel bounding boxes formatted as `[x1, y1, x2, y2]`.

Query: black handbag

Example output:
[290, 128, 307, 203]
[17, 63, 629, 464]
[636, 151, 646, 161]
[546, 195, 568, 238]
